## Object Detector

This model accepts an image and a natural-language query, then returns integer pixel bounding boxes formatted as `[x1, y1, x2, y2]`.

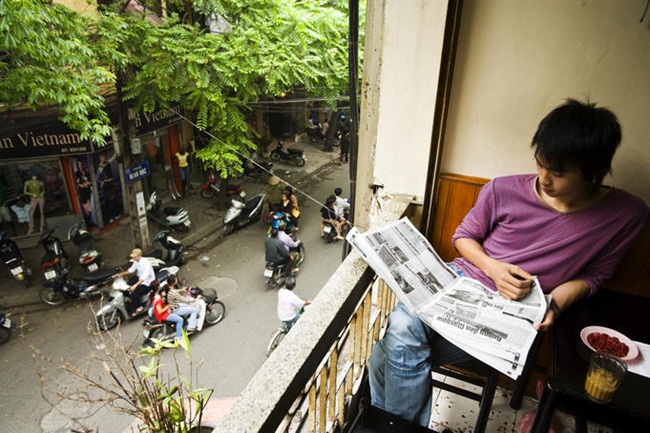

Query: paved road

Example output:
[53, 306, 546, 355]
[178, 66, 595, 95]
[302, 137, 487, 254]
[0, 157, 352, 433]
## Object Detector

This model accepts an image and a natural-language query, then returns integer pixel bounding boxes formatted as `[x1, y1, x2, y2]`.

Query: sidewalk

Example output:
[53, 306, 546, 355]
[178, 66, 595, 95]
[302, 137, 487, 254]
[0, 137, 340, 312]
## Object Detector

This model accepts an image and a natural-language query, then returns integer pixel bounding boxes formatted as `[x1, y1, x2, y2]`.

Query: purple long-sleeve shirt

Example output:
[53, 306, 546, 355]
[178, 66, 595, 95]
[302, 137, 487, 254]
[451, 174, 647, 295]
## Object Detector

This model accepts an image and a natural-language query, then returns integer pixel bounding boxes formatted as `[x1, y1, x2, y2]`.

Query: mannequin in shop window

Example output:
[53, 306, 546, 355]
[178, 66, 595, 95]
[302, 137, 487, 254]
[23, 176, 45, 235]
[75, 159, 95, 227]
[96, 151, 119, 224]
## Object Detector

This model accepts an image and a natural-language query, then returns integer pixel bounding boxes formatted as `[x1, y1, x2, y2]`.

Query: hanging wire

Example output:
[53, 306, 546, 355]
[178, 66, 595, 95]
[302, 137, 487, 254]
[177, 113, 351, 227]
[641, 0, 650, 22]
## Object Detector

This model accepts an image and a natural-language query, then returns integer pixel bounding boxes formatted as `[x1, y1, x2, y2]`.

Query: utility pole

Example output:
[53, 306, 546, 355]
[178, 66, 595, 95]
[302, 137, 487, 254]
[116, 75, 150, 251]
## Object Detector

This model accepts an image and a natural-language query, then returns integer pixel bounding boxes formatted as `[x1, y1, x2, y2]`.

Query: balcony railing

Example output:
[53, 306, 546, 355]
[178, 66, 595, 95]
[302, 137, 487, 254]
[218, 195, 415, 432]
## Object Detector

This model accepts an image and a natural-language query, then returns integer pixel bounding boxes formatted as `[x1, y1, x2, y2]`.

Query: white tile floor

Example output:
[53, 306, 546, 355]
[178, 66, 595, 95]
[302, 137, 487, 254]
[428, 373, 615, 433]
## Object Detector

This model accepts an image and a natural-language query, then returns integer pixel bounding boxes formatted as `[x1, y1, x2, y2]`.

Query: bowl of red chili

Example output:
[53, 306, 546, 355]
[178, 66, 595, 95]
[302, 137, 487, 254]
[580, 326, 638, 361]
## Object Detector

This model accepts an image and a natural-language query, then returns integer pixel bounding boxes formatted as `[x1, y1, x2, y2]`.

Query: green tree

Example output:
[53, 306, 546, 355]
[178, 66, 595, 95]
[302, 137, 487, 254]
[0, 0, 125, 144]
[111, 0, 350, 176]
[1, 0, 353, 176]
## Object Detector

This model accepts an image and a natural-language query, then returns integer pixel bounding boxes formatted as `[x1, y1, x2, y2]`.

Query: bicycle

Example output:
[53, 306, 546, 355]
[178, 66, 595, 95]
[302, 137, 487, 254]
[266, 321, 290, 356]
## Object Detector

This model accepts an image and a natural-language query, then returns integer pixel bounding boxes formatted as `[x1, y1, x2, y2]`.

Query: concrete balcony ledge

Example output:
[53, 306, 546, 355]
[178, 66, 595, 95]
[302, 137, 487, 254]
[217, 193, 415, 432]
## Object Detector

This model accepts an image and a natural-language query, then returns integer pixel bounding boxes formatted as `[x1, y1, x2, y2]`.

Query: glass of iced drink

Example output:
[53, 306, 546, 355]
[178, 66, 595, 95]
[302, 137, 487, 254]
[584, 352, 627, 404]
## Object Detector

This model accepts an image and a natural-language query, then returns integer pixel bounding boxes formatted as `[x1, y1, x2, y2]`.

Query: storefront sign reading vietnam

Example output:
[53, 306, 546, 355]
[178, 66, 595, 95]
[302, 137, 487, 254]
[0, 118, 92, 159]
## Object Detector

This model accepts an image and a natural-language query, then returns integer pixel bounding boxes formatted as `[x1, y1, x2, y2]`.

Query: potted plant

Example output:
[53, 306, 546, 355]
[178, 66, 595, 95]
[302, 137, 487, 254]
[29, 326, 213, 433]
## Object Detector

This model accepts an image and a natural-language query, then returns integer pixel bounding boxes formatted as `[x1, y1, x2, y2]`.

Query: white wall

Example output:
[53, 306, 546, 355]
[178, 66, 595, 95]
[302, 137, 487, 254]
[443, 0, 650, 203]
[356, 0, 449, 229]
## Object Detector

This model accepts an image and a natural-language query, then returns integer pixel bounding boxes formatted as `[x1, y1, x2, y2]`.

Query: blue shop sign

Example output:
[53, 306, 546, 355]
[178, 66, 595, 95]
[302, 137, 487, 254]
[124, 161, 150, 183]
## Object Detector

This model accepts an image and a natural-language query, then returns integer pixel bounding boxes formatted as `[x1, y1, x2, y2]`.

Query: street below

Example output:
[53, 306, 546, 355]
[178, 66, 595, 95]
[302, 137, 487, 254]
[0, 155, 352, 433]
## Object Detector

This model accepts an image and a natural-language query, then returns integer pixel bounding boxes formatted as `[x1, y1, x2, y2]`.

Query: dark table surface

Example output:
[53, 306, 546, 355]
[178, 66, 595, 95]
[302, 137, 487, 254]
[532, 289, 650, 432]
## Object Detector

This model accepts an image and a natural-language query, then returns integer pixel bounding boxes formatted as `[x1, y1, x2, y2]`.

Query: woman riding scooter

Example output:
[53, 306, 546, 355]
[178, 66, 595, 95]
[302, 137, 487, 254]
[166, 274, 202, 332]
[320, 195, 345, 240]
[150, 281, 185, 342]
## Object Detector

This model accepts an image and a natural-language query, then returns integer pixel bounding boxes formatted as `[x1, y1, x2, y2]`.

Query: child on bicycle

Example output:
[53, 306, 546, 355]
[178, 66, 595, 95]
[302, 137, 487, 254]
[277, 276, 310, 331]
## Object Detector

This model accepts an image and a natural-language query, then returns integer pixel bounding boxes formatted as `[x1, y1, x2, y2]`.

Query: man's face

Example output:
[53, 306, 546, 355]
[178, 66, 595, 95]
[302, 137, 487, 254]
[534, 155, 591, 200]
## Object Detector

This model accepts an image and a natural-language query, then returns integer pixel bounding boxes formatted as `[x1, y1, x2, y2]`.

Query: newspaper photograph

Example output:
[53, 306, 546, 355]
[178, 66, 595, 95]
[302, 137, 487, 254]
[347, 217, 547, 379]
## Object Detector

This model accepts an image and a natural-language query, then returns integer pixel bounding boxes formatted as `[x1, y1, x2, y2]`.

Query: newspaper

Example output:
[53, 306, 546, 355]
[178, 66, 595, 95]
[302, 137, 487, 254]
[347, 217, 548, 379]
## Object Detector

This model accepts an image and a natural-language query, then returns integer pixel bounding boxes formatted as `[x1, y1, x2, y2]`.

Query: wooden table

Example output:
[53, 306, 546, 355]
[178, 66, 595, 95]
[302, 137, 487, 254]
[531, 289, 650, 432]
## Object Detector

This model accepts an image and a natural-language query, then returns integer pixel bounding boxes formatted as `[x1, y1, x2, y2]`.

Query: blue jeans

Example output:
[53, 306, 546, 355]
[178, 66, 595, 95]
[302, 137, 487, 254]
[165, 312, 185, 339]
[368, 265, 472, 427]
[174, 304, 198, 330]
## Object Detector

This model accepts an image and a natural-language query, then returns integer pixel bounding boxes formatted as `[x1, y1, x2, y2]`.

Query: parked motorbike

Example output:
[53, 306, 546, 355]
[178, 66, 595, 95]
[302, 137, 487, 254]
[0, 230, 32, 287]
[39, 265, 121, 306]
[200, 170, 246, 199]
[269, 140, 306, 167]
[0, 312, 12, 345]
[95, 266, 179, 332]
[141, 285, 226, 347]
[68, 221, 103, 273]
[142, 230, 187, 269]
[264, 241, 305, 289]
[306, 122, 326, 143]
[236, 159, 274, 183]
[223, 193, 266, 236]
[39, 227, 69, 280]
[146, 191, 191, 231]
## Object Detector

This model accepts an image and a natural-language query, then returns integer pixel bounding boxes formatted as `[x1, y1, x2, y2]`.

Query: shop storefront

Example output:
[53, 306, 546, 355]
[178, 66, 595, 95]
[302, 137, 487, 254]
[0, 116, 125, 236]
[1, 106, 189, 238]
[130, 106, 186, 198]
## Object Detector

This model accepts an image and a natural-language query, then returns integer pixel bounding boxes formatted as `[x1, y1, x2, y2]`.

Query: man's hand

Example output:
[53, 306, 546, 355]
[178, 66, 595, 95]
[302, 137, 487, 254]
[486, 261, 533, 300]
[535, 308, 557, 331]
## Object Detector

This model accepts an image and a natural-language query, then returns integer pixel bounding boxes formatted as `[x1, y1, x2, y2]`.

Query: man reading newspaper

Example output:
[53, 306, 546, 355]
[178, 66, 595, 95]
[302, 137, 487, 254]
[348, 99, 647, 428]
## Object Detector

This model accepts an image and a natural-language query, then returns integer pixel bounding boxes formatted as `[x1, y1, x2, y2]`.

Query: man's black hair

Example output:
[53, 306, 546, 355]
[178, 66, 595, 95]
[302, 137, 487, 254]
[334, 187, 343, 196]
[531, 98, 621, 187]
[270, 228, 279, 238]
[285, 276, 296, 290]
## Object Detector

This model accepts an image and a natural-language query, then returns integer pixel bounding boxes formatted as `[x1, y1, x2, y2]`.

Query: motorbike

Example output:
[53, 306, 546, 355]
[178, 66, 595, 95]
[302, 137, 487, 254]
[223, 193, 266, 236]
[236, 159, 274, 183]
[264, 240, 305, 289]
[306, 122, 327, 143]
[269, 140, 306, 167]
[39, 227, 69, 280]
[0, 312, 12, 345]
[95, 265, 179, 332]
[322, 220, 350, 244]
[142, 230, 187, 269]
[68, 221, 103, 273]
[141, 285, 226, 347]
[39, 265, 121, 306]
[200, 170, 246, 199]
[0, 230, 32, 287]
[146, 191, 191, 231]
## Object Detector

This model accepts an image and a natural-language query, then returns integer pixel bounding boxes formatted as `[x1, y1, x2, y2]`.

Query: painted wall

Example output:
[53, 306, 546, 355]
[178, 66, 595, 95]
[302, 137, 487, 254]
[442, 0, 650, 203]
[356, 0, 448, 230]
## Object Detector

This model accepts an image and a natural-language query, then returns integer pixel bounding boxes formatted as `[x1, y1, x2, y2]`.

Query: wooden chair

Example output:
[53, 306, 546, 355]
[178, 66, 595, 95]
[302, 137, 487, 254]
[431, 332, 545, 433]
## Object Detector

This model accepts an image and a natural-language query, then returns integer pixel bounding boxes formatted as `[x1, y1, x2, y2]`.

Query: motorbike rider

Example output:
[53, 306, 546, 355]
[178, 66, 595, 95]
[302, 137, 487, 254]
[166, 274, 201, 332]
[320, 195, 345, 240]
[150, 280, 185, 341]
[277, 276, 310, 331]
[264, 175, 284, 219]
[333, 187, 350, 220]
[266, 228, 293, 278]
[114, 248, 156, 317]
[277, 221, 302, 273]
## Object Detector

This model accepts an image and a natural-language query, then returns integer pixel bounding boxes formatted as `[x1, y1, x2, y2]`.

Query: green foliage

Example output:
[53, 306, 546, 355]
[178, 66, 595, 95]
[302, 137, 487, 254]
[0, 0, 122, 146]
[2, 0, 356, 174]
